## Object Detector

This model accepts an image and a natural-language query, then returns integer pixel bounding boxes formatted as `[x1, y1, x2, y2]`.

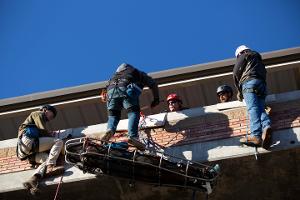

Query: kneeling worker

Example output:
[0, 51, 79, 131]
[17, 105, 64, 195]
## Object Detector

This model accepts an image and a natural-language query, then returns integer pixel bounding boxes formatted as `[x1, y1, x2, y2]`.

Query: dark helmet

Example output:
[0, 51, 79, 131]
[216, 85, 233, 96]
[40, 105, 57, 118]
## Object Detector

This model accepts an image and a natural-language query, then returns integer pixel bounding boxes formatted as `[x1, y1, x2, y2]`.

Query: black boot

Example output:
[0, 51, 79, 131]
[23, 174, 41, 195]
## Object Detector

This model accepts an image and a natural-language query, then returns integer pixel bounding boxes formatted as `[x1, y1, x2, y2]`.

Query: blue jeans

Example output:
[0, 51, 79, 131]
[242, 79, 271, 138]
[107, 87, 140, 138]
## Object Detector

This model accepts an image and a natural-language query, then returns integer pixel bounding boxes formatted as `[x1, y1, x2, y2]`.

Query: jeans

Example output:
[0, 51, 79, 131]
[242, 79, 271, 137]
[107, 87, 140, 138]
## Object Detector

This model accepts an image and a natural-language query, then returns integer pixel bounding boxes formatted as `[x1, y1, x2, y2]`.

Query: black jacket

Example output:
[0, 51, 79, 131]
[107, 64, 159, 100]
[233, 50, 266, 93]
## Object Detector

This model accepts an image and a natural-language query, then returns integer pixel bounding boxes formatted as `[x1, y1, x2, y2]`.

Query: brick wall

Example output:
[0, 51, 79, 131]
[1, 99, 300, 175]
[0, 147, 32, 175]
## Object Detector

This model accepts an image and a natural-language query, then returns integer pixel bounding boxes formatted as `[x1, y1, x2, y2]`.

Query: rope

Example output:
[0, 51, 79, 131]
[53, 174, 64, 200]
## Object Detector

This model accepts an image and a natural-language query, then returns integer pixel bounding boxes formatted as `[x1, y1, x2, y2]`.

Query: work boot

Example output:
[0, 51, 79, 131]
[262, 126, 272, 150]
[23, 174, 41, 195]
[102, 129, 114, 142]
[240, 135, 261, 147]
[128, 137, 146, 151]
[45, 165, 65, 178]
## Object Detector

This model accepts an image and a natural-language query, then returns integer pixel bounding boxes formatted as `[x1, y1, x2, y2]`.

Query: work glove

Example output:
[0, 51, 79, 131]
[151, 98, 160, 108]
[237, 91, 243, 102]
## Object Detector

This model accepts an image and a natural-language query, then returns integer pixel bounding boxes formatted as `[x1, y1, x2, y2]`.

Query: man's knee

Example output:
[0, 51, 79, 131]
[54, 139, 63, 148]
[108, 110, 121, 117]
[127, 105, 140, 113]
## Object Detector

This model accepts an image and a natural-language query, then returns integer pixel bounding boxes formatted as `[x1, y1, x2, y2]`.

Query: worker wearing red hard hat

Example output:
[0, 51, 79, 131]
[166, 93, 184, 112]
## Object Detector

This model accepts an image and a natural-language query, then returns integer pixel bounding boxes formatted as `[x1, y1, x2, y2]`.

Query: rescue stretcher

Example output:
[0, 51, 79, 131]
[65, 137, 220, 194]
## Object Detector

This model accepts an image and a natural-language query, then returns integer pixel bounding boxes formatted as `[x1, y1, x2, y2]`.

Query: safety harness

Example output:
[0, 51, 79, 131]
[106, 66, 142, 104]
[16, 127, 40, 165]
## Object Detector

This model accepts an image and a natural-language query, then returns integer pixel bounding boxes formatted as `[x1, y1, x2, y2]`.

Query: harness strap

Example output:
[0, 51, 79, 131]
[16, 134, 39, 161]
[243, 88, 258, 94]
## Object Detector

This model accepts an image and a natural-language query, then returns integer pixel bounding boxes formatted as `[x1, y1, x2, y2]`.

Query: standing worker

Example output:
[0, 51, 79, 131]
[102, 63, 160, 150]
[17, 105, 64, 195]
[233, 45, 272, 149]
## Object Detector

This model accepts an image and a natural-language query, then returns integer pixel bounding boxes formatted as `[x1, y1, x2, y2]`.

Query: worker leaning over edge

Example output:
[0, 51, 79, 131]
[17, 105, 65, 195]
[233, 45, 272, 149]
[102, 63, 160, 150]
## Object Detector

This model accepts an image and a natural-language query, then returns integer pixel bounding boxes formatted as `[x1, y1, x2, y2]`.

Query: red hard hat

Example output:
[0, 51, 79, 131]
[167, 93, 182, 102]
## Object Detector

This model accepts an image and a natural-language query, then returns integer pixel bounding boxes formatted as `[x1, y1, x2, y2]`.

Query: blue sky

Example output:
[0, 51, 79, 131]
[1, 0, 299, 99]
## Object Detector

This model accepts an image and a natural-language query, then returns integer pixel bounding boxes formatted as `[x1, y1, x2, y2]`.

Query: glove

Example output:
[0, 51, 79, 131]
[237, 91, 243, 102]
[151, 98, 160, 108]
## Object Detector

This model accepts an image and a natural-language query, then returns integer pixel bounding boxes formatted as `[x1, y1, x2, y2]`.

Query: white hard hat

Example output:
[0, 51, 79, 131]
[235, 45, 250, 57]
[116, 63, 128, 73]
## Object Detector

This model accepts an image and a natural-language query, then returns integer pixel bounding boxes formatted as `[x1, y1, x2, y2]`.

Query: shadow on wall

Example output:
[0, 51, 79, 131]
[268, 101, 300, 150]
[162, 109, 235, 162]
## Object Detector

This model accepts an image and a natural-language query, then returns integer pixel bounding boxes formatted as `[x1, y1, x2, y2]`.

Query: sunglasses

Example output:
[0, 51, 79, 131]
[168, 100, 179, 105]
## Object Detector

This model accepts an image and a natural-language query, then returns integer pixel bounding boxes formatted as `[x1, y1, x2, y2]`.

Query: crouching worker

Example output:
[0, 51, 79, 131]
[17, 105, 64, 195]
[102, 63, 160, 150]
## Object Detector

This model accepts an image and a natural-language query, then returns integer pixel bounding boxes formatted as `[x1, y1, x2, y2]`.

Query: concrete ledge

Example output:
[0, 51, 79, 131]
[166, 127, 300, 162]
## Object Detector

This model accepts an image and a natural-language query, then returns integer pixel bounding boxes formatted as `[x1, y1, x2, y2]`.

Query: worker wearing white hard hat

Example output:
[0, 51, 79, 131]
[233, 45, 272, 150]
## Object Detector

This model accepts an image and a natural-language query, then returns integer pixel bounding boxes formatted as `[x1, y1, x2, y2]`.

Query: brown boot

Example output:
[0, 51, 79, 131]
[45, 165, 65, 178]
[101, 130, 114, 142]
[240, 135, 262, 147]
[262, 127, 272, 150]
[23, 174, 40, 195]
[128, 137, 146, 151]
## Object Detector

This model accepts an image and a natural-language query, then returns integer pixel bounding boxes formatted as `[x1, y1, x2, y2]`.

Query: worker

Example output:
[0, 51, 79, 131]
[233, 45, 272, 149]
[216, 85, 233, 103]
[102, 63, 160, 150]
[166, 93, 185, 112]
[17, 105, 64, 195]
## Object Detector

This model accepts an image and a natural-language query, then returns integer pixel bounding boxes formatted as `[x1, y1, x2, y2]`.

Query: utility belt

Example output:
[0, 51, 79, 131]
[16, 127, 39, 161]
[243, 88, 260, 95]
[242, 80, 266, 97]
[107, 83, 142, 101]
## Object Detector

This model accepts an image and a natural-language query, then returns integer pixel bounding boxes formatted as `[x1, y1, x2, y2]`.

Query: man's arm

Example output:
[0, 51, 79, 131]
[32, 112, 49, 135]
[140, 72, 160, 107]
[233, 54, 247, 93]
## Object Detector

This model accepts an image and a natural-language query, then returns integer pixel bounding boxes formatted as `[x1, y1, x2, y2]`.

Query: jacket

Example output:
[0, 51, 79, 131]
[233, 50, 266, 93]
[18, 111, 49, 138]
[107, 64, 159, 100]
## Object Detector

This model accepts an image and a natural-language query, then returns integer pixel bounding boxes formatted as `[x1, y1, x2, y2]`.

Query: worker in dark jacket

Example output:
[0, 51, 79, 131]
[17, 105, 64, 195]
[233, 45, 272, 149]
[102, 63, 160, 150]
[216, 85, 233, 103]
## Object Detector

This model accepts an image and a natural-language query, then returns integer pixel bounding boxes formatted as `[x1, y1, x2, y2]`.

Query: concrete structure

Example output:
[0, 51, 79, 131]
[0, 47, 300, 200]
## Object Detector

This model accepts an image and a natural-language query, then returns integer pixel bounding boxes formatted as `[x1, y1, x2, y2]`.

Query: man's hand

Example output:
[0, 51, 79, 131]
[237, 91, 243, 101]
[151, 98, 160, 108]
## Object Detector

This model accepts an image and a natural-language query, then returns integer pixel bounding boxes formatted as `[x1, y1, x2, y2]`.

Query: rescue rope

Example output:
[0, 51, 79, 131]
[53, 174, 64, 200]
